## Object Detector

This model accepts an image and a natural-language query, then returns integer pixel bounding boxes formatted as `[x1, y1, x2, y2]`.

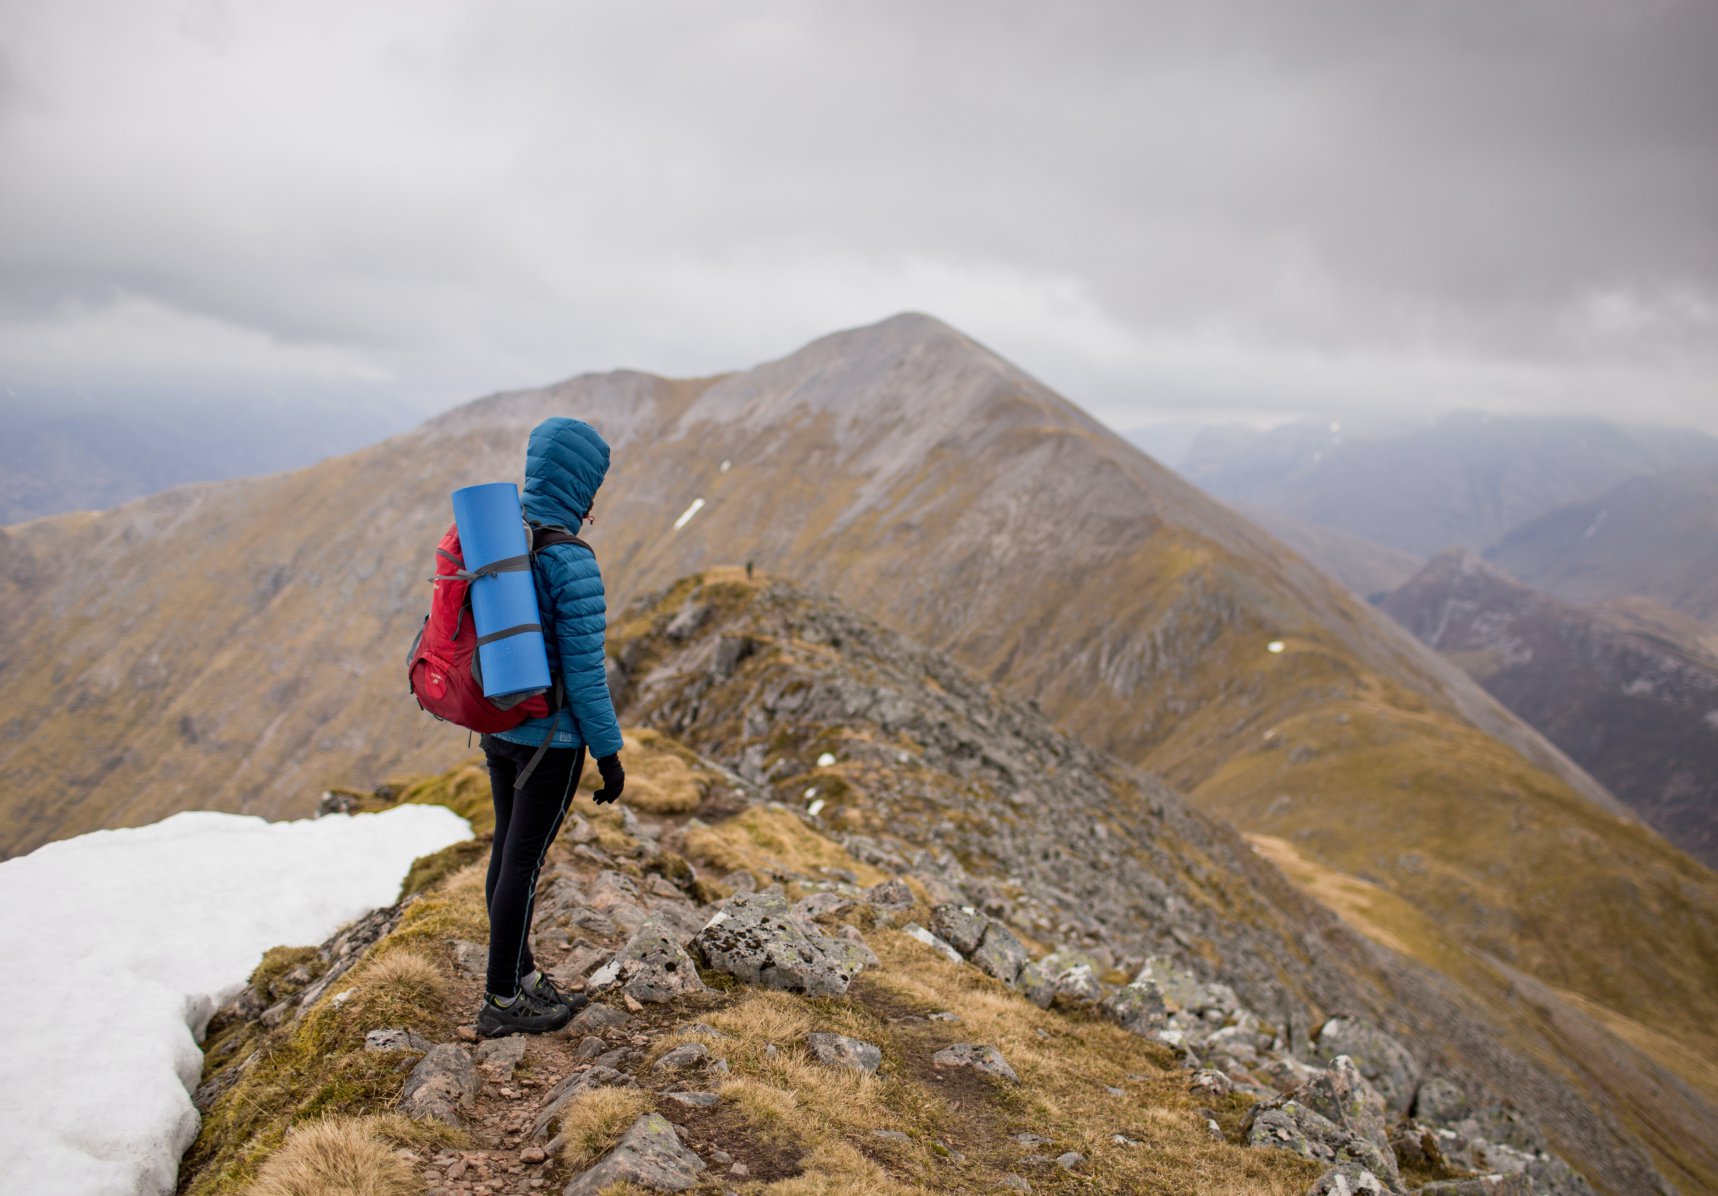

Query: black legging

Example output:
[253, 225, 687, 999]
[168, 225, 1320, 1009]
[480, 736, 585, 997]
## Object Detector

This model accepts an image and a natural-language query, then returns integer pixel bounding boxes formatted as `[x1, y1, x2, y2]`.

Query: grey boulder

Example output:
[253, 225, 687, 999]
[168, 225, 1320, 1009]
[588, 913, 710, 1004]
[397, 1043, 478, 1127]
[1312, 1016, 1421, 1118]
[970, 922, 1029, 985]
[1307, 1163, 1389, 1195]
[1242, 1056, 1401, 1190]
[691, 890, 871, 996]
[562, 1112, 706, 1194]
[807, 1031, 882, 1073]
[932, 1043, 1020, 1084]
[930, 904, 988, 956]
[1100, 978, 1168, 1035]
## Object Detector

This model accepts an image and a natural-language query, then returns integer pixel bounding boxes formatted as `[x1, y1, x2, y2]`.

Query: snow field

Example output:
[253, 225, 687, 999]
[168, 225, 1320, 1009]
[0, 805, 472, 1196]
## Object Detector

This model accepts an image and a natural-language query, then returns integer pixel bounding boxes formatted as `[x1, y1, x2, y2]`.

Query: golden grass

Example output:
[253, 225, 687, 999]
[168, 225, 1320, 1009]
[246, 1116, 418, 1196]
[1206, 690, 1718, 1077]
[347, 951, 447, 1016]
[649, 924, 1319, 1194]
[682, 804, 888, 885]
[556, 1086, 654, 1169]
[573, 726, 713, 815]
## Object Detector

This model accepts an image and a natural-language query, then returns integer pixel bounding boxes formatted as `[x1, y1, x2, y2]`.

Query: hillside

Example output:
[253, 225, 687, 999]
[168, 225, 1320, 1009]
[1233, 505, 1424, 599]
[1180, 412, 1718, 559]
[5, 314, 1717, 1178]
[1382, 550, 1718, 868]
[1485, 468, 1718, 624]
[181, 572, 1705, 1194]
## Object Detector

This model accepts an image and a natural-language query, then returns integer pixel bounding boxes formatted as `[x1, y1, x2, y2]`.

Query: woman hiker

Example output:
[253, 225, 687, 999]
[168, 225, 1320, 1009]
[477, 416, 627, 1038]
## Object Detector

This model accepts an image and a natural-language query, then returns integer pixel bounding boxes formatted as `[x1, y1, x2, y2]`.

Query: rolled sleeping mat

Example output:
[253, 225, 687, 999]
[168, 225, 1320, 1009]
[450, 482, 552, 702]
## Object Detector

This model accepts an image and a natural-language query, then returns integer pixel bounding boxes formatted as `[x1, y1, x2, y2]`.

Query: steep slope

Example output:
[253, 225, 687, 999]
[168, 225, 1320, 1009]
[1181, 412, 1718, 559]
[184, 572, 1705, 1195]
[4, 314, 1716, 1140]
[1235, 504, 1425, 599]
[1485, 468, 1718, 624]
[1382, 550, 1718, 868]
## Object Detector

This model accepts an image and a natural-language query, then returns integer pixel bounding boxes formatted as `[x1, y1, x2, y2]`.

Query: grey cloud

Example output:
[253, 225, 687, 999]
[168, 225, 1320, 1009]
[0, 0, 1713, 434]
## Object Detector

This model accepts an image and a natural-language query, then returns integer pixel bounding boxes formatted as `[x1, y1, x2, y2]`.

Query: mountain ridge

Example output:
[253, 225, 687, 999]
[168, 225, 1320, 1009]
[3, 314, 1714, 1185]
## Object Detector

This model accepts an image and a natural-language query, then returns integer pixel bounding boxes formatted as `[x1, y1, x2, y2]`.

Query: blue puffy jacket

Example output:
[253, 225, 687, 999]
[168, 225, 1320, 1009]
[492, 417, 625, 760]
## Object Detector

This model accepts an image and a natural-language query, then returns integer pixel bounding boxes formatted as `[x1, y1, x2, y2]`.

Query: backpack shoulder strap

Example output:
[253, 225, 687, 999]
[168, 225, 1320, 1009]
[530, 524, 593, 555]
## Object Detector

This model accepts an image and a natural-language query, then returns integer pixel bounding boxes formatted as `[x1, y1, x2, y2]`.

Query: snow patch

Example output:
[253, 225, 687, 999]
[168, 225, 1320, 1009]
[816, 752, 836, 767]
[672, 497, 706, 530]
[1582, 508, 1608, 541]
[0, 805, 470, 1196]
[1705, 710, 1718, 730]
[806, 798, 826, 818]
[1267, 641, 1286, 654]
[719, 459, 731, 473]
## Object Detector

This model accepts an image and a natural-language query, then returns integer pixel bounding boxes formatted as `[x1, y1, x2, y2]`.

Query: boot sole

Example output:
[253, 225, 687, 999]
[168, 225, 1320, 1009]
[476, 1007, 573, 1038]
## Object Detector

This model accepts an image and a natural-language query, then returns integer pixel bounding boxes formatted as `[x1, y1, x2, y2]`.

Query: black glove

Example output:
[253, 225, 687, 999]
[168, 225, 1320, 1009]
[593, 753, 625, 804]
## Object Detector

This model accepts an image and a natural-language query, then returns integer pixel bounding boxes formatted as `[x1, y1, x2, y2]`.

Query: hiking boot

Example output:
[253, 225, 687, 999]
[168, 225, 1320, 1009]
[523, 970, 588, 1016]
[475, 988, 572, 1038]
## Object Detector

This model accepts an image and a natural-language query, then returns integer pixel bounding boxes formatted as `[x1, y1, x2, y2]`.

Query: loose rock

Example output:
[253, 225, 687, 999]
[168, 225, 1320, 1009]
[651, 1042, 712, 1074]
[970, 923, 1029, 985]
[932, 1043, 1020, 1084]
[930, 904, 988, 956]
[903, 922, 963, 963]
[1312, 1017, 1421, 1118]
[365, 1027, 430, 1053]
[398, 1044, 478, 1127]
[476, 1035, 527, 1073]
[1307, 1163, 1388, 1195]
[584, 914, 711, 1002]
[806, 1031, 883, 1073]
[562, 1112, 706, 1195]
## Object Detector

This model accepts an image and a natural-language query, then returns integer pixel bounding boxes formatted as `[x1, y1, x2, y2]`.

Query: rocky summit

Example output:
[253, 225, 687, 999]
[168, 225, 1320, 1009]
[178, 572, 1711, 1195]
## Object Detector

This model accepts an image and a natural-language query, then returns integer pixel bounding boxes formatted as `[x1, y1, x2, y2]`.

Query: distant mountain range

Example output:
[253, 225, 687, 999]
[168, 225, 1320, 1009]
[1180, 411, 1718, 562]
[1487, 466, 1718, 625]
[4, 314, 1716, 1190]
[0, 393, 420, 524]
[1383, 549, 1718, 869]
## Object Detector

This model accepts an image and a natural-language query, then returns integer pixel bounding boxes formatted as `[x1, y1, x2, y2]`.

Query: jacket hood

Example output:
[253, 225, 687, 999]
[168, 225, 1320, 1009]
[522, 417, 610, 527]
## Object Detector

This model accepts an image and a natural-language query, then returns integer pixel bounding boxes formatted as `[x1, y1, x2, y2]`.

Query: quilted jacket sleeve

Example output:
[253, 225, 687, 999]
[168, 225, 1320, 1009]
[542, 543, 624, 760]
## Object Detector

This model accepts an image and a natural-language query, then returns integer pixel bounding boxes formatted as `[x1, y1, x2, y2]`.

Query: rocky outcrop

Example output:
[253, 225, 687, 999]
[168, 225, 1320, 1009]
[610, 573, 1678, 1194]
[691, 889, 872, 996]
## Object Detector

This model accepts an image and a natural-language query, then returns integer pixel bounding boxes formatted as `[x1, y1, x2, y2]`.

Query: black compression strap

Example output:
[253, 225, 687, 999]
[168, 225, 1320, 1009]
[474, 553, 531, 577]
[474, 622, 541, 646]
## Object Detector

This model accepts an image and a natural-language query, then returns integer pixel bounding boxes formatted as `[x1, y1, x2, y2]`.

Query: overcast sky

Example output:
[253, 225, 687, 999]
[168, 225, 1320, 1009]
[2, 0, 1715, 437]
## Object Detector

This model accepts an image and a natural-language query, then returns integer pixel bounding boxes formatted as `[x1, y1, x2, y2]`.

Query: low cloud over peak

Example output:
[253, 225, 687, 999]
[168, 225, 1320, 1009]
[2, 0, 1714, 433]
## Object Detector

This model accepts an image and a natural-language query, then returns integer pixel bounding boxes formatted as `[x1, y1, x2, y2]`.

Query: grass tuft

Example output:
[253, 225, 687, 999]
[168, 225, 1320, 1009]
[556, 1086, 654, 1170]
[246, 1116, 418, 1196]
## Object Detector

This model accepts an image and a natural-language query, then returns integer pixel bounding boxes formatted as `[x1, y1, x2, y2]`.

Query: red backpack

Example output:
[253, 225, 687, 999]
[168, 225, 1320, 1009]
[407, 521, 589, 733]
